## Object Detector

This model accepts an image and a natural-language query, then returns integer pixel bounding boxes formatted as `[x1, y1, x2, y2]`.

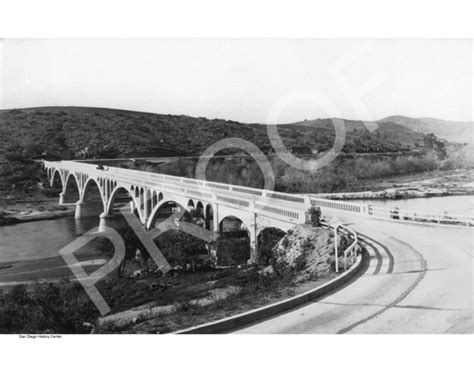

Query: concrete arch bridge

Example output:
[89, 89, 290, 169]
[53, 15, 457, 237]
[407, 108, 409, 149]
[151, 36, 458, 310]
[44, 160, 473, 263]
[44, 161, 310, 263]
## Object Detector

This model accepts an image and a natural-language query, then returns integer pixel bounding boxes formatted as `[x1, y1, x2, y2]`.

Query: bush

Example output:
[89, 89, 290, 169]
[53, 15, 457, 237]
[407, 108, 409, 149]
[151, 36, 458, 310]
[307, 206, 321, 227]
[0, 282, 98, 334]
[154, 230, 209, 268]
[257, 228, 286, 266]
[210, 236, 251, 266]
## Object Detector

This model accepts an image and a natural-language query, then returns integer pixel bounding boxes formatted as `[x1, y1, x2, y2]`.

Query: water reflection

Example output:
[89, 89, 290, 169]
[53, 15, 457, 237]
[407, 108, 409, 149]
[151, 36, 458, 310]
[1, 195, 472, 264]
[0, 216, 102, 263]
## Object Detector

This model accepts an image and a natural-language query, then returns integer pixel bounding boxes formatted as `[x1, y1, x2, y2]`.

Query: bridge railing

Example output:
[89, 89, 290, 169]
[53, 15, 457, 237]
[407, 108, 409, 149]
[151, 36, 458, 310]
[367, 205, 473, 227]
[100, 161, 309, 206]
[72, 160, 304, 205]
[45, 161, 473, 228]
[310, 194, 473, 228]
[321, 220, 359, 271]
[340, 225, 359, 271]
[44, 160, 306, 223]
[310, 197, 367, 214]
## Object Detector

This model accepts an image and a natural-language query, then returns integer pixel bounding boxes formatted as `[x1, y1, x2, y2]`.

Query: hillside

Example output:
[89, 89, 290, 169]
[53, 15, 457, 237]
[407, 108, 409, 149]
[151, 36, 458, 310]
[380, 115, 473, 144]
[0, 107, 413, 162]
[283, 118, 426, 148]
[1, 106, 470, 197]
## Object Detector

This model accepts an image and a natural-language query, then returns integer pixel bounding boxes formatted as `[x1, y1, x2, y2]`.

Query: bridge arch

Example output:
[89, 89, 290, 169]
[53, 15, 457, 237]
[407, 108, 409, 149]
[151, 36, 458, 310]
[196, 201, 204, 216]
[63, 172, 81, 203]
[146, 196, 189, 229]
[81, 177, 106, 211]
[51, 169, 63, 189]
[106, 185, 142, 220]
[215, 214, 252, 265]
[47, 168, 64, 197]
[256, 227, 287, 263]
[219, 214, 251, 236]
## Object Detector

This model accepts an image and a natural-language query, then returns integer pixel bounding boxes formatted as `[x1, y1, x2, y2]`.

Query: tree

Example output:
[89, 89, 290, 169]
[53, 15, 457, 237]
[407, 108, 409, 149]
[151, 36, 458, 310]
[307, 206, 322, 227]
[423, 133, 447, 159]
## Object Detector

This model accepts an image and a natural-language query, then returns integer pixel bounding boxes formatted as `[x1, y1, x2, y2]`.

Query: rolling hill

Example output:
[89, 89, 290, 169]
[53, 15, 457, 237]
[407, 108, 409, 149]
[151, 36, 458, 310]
[0, 106, 468, 195]
[282, 118, 426, 148]
[380, 115, 473, 144]
[0, 106, 416, 162]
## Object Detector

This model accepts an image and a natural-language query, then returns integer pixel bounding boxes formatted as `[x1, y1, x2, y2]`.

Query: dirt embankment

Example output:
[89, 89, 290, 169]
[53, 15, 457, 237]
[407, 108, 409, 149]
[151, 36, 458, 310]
[94, 224, 344, 334]
[0, 221, 352, 333]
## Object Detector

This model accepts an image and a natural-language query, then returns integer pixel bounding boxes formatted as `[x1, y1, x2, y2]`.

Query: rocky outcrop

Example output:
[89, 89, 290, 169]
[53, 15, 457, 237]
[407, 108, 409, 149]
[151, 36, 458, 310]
[272, 225, 334, 281]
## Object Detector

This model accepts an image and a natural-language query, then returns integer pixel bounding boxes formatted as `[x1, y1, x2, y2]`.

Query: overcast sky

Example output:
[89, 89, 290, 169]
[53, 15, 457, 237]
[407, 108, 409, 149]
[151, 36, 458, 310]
[1, 39, 472, 123]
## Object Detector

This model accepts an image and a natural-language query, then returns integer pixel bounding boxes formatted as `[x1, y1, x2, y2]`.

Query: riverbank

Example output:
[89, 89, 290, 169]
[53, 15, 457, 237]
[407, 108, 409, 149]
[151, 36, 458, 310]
[0, 223, 349, 334]
[317, 168, 474, 200]
[0, 197, 75, 226]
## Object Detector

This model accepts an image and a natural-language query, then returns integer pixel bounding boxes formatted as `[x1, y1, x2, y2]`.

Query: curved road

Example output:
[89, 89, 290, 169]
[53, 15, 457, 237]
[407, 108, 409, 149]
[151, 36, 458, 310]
[234, 215, 473, 333]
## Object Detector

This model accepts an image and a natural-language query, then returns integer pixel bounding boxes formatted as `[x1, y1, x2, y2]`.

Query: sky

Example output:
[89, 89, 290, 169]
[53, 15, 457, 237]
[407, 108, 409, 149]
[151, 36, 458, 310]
[0, 39, 472, 123]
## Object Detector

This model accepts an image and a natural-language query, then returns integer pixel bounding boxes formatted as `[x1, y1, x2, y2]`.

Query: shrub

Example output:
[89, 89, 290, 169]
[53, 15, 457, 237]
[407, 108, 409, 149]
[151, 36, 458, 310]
[154, 230, 209, 268]
[307, 206, 321, 227]
[210, 236, 251, 266]
[0, 282, 98, 334]
[257, 228, 286, 266]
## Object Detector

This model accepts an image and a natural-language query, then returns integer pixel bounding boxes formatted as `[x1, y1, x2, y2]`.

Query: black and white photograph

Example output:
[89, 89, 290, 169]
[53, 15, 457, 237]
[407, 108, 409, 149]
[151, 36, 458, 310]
[0, 1, 472, 371]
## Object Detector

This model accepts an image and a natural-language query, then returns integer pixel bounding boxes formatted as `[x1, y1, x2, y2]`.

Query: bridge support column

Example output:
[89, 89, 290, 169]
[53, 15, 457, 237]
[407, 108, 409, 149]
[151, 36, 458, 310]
[74, 201, 85, 219]
[98, 212, 112, 233]
[212, 203, 220, 233]
[59, 192, 65, 205]
[249, 238, 259, 264]
[248, 213, 259, 264]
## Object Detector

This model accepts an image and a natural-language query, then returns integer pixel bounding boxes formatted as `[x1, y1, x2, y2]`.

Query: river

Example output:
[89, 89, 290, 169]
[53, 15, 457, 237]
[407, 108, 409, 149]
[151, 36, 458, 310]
[351, 195, 474, 215]
[0, 215, 110, 263]
[0, 195, 473, 264]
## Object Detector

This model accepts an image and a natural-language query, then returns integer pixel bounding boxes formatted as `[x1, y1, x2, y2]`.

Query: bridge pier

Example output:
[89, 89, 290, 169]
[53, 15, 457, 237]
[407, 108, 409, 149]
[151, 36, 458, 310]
[249, 239, 259, 264]
[59, 192, 65, 205]
[98, 212, 112, 233]
[248, 213, 259, 264]
[74, 201, 84, 219]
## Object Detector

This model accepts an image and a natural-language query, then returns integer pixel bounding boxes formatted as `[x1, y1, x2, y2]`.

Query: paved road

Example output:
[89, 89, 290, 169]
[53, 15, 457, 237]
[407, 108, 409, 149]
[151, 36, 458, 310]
[234, 215, 473, 333]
